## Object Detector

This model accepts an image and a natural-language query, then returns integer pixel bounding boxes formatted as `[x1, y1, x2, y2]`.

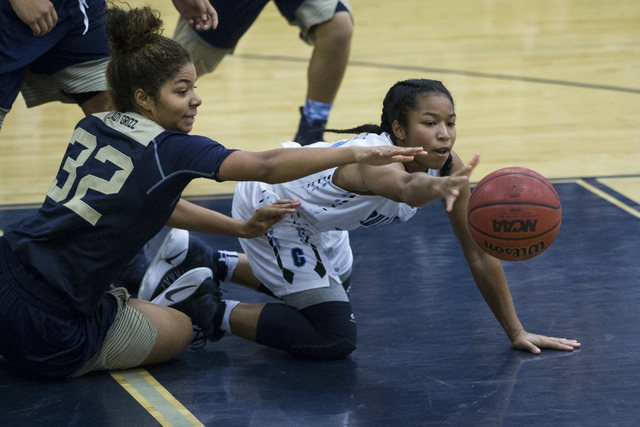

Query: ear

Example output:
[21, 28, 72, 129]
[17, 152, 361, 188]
[392, 120, 406, 144]
[134, 88, 152, 111]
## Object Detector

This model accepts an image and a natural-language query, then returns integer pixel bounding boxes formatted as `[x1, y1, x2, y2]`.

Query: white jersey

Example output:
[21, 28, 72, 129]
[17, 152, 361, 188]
[232, 133, 441, 296]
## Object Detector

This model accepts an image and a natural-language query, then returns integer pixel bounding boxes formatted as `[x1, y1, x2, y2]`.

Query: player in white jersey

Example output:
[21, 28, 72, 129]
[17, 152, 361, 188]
[144, 79, 580, 360]
[231, 133, 439, 296]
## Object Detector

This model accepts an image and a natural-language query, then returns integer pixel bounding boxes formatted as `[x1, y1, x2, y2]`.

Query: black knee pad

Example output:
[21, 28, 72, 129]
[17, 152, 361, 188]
[255, 301, 357, 360]
[291, 301, 357, 360]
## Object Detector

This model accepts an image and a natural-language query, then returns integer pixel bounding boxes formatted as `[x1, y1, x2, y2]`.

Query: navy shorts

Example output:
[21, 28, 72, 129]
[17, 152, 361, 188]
[0, 0, 109, 110]
[0, 238, 117, 378]
[194, 0, 348, 49]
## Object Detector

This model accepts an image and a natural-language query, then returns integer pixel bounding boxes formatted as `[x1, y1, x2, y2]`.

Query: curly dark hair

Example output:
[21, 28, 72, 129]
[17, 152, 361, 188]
[105, 6, 192, 113]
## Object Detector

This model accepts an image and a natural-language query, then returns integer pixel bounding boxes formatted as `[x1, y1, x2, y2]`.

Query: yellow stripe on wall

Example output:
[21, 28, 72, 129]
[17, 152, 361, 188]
[110, 368, 204, 427]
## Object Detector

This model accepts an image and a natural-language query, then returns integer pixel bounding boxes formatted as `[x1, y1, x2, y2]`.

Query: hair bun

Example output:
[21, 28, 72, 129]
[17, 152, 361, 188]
[105, 6, 164, 54]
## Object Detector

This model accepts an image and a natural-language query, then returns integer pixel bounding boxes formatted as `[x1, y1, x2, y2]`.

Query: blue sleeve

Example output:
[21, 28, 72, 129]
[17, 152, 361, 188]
[141, 131, 236, 205]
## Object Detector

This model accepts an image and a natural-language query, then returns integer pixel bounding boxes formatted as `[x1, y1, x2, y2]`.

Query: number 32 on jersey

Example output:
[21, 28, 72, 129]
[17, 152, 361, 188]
[47, 128, 133, 226]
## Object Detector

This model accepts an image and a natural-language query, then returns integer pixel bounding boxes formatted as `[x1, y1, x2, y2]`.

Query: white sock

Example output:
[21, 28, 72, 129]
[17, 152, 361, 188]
[217, 250, 238, 282]
[222, 299, 241, 334]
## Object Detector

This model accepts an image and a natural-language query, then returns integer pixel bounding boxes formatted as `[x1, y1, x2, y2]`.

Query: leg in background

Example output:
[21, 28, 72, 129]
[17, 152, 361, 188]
[295, 9, 353, 144]
[80, 91, 110, 115]
[306, 11, 352, 105]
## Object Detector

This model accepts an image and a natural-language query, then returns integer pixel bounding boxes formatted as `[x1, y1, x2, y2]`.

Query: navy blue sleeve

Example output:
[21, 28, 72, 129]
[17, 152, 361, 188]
[140, 131, 236, 206]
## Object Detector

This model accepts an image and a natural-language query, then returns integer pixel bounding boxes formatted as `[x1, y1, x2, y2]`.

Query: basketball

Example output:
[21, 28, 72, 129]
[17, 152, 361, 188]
[467, 167, 561, 261]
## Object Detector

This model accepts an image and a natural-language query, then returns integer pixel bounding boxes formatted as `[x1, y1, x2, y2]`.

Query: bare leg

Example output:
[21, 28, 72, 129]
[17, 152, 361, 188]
[306, 11, 353, 104]
[229, 253, 262, 290]
[228, 253, 279, 299]
[228, 302, 265, 342]
[128, 299, 193, 365]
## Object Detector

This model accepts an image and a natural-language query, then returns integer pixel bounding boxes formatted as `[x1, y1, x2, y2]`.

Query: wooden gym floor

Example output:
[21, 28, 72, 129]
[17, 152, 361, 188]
[1, 1, 639, 426]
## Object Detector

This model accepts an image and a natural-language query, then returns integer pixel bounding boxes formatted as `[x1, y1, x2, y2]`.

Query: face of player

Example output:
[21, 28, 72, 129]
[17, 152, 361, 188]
[143, 63, 202, 133]
[395, 93, 457, 171]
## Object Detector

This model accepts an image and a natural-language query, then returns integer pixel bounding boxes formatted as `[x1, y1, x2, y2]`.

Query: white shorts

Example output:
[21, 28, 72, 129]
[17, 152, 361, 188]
[238, 220, 339, 297]
[232, 181, 354, 297]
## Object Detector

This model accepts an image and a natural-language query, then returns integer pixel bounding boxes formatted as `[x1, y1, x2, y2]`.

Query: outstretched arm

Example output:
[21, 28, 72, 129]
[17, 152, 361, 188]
[402, 153, 478, 210]
[218, 145, 425, 184]
[167, 198, 300, 238]
[334, 151, 478, 210]
[445, 155, 580, 354]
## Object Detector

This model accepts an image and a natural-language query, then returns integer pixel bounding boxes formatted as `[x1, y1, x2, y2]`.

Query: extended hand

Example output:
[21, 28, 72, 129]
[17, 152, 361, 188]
[511, 330, 581, 354]
[172, 0, 218, 30]
[242, 199, 301, 238]
[440, 153, 480, 212]
[10, 0, 58, 36]
[355, 146, 427, 166]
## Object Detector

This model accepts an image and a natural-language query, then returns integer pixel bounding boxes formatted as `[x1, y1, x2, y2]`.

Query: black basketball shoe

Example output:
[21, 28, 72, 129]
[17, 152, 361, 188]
[151, 267, 225, 343]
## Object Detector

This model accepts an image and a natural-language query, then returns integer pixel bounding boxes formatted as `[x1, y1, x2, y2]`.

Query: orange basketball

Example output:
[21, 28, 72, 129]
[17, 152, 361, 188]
[467, 167, 561, 261]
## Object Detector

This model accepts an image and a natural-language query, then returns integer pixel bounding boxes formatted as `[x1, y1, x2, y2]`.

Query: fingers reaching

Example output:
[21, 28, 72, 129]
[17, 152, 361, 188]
[467, 153, 480, 170]
[244, 199, 301, 238]
[453, 153, 480, 178]
[440, 154, 480, 211]
[359, 146, 427, 166]
[443, 187, 461, 212]
[268, 199, 301, 212]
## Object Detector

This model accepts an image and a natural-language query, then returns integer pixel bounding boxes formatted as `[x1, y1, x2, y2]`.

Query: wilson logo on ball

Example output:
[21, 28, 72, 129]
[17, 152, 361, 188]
[483, 240, 546, 258]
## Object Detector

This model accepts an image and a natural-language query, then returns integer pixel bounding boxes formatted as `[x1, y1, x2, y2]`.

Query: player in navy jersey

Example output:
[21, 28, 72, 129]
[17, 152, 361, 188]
[143, 79, 581, 360]
[0, 6, 424, 379]
[173, 0, 353, 145]
[0, 0, 217, 132]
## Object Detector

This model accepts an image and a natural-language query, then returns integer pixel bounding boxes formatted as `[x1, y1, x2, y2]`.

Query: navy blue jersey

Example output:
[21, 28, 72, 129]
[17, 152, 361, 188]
[3, 112, 235, 315]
